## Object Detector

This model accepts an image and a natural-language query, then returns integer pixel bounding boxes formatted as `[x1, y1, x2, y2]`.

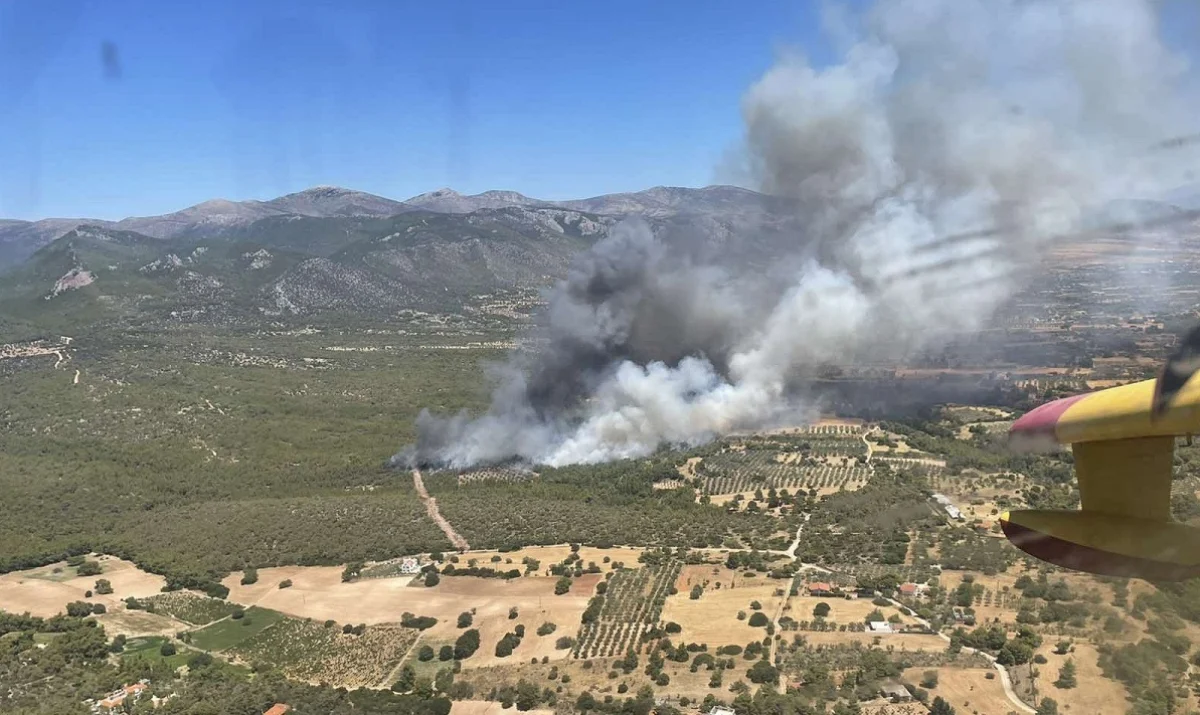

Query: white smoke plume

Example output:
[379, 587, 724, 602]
[398, 0, 1200, 469]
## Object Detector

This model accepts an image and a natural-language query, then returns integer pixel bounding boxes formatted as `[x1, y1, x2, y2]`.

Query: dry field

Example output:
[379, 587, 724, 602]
[1030, 642, 1128, 714]
[0, 555, 165, 617]
[787, 596, 921, 628]
[858, 701, 929, 715]
[451, 701, 553, 715]
[95, 609, 187, 638]
[453, 656, 755, 705]
[222, 565, 418, 619]
[801, 632, 948, 651]
[904, 666, 1015, 715]
[660, 566, 787, 647]
[222, 566, 600, 669]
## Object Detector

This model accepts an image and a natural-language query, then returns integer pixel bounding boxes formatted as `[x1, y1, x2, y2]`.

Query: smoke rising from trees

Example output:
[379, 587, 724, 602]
[397, 0, 1200, 469]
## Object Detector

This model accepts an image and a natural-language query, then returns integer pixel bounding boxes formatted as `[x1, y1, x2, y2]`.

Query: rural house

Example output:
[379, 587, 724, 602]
[264, 705, 292, 715]
[867, 620, 893, 633]
[93, 681, 149, 712]
[707, 707, 736, 715]
[807, 582, 834, 596]
[898, 582, 926, 597]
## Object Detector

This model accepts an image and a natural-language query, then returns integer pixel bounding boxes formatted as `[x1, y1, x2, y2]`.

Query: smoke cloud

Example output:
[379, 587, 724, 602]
[398, 0, 1200, 469]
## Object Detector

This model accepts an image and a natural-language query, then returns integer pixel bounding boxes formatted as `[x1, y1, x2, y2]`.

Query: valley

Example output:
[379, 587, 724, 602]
[2, 186, 1200, 715]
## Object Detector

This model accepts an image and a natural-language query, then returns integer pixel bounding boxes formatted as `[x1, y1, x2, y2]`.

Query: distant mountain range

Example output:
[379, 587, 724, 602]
[0, 184, 777, 273]
[0, 184, 1192, 331]
[0, 185, 794, 328]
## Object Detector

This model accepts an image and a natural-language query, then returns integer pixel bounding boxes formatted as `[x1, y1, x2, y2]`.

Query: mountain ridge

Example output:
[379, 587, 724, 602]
[0, 184, 762, 273]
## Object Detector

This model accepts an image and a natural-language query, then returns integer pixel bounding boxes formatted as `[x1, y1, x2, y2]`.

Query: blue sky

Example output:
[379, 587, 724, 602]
[0, 0, 850, 220]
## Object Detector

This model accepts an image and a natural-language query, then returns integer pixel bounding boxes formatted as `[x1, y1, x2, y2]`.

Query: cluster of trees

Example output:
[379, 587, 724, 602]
[1098, 639, 1187, 714]
[66, 600, 107, 617]
[438, 563, 522, 579]
[948, 623, 1042, 666]
[796, 468, 940, 566]
[495, 626, 526, 657]
[430, 458, 786, 554]
[400, 613, 437, 630]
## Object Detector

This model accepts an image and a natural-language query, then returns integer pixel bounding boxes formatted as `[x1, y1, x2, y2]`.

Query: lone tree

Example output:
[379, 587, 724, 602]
[1037, 698, 1059, 715]
[1054, 660, 1077, 689]
[690, 585, 703, 600]
[929, 696, 956, 715]
[457, 612, 473, 628]
[454, 629, 481, 660]
[76, 561, 102, 577]
[425, 571, 440, 587]
[241, 568, 258, 585]
[813, 602, 831, 618]
[94, 579, 113, 595]
[555, 577, 572, 595]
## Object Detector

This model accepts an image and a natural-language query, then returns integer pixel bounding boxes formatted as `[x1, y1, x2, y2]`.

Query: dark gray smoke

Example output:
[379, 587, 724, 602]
[398, 0, 1200, 469]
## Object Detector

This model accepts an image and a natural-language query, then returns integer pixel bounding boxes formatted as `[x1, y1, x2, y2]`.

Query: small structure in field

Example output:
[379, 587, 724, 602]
[880, 681, 912, 701]
[264, 705, 292, 715]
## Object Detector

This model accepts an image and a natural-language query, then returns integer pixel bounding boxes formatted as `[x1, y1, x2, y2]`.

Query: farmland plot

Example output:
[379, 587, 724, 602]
[229, 618, 418, 688]
[573, 561, 681, 660]
[701, 451, 871, 495]
[140, 591, 240, 625]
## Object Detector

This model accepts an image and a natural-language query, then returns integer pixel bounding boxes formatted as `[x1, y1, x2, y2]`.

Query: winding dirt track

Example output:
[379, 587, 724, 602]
[412, 469, 470, 552]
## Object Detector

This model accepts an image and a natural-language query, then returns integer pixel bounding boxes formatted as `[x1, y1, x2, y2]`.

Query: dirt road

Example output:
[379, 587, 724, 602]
[412, 469, 470, 552]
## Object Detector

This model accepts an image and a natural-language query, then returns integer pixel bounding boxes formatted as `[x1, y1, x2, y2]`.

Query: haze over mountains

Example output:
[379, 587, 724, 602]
[0, 181, 1191, 334]
[0, 184, 774, 268]
[0, 184, 792, 328]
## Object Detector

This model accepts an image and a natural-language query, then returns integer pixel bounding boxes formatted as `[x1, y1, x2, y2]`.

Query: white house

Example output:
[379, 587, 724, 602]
[867, 621, 893, 633]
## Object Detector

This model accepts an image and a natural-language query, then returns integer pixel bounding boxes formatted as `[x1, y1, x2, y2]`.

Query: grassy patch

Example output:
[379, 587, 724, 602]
[121, 636, 190, 669]
[188, 607, 285, 652]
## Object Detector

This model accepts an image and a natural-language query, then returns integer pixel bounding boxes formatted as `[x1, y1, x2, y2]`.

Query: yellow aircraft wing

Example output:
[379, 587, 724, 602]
[1004, 377, 1200, 580]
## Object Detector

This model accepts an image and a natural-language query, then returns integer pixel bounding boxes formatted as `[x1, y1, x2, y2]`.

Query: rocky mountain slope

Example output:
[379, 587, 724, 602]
[0, 184, 767, 273]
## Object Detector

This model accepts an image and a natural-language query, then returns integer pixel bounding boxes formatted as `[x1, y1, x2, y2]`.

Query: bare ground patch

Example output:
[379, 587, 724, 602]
[904, 666, 1015, 715]
[660, 566, 787, 647]
[0, 555, 165, 617]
